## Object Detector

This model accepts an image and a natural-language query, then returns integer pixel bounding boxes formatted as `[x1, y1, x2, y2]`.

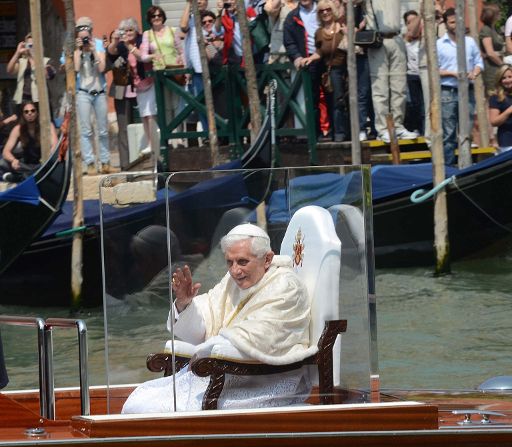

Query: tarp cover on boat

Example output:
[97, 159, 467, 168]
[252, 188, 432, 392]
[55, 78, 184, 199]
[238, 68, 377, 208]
[43, 163, 247, 237]
[0, 176, 40, 206]
[266, 151, 512, 223]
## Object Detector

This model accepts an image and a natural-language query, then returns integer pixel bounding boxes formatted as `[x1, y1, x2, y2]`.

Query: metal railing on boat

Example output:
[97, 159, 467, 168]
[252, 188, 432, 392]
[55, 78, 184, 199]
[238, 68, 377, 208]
[0, 315, 89, 420]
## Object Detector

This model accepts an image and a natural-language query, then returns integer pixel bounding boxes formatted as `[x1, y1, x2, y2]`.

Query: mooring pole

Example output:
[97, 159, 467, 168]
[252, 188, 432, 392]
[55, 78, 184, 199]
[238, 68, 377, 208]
[423, 0, 450, 274]
[467, 0, 490, 149]
[28, 0, 52, 161]
[63, 0, 84, 307]
[346, 0, 361, 165]
[455, 0, 472, 169]
[191, 0, 220, 166]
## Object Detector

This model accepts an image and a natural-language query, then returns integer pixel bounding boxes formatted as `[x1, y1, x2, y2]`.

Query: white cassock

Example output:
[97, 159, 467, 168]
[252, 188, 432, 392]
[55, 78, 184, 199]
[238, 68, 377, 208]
[122, 255, 317, 413]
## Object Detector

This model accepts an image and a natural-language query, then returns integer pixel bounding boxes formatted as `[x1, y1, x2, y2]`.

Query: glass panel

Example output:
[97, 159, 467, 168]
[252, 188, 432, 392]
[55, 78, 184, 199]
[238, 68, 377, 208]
[101, 166, 374, 413]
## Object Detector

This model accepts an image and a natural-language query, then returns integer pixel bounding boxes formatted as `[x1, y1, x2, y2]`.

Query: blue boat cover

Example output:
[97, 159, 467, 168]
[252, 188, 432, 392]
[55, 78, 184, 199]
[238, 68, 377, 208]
[0, 176, 40, 206]
[267, 150, 512, 223]
[43, 167, 249, 238]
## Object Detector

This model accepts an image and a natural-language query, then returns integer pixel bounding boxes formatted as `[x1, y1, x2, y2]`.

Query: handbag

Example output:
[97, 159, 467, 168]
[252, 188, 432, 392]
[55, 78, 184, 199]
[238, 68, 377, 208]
[321, 30, 337, 95]
[355, 0, 383, 49]
[151, 29, 187, 85]
[321, 69, 333, 94]
[354, 30, 383, 48]
[112, 58, 131, 86]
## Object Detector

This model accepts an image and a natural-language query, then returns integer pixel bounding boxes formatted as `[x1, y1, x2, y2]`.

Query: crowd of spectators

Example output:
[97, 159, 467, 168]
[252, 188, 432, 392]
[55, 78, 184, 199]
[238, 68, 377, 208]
[2, 0, 512, 184]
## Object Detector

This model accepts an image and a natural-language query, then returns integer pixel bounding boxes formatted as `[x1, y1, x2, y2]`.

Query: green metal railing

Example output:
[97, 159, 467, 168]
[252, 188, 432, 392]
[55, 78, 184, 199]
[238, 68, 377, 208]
[152, 63, 318, 167]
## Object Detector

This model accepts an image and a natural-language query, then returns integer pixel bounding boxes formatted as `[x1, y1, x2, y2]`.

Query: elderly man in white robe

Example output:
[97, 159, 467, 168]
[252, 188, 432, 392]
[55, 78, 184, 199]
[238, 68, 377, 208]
[122, 223, 315, 413]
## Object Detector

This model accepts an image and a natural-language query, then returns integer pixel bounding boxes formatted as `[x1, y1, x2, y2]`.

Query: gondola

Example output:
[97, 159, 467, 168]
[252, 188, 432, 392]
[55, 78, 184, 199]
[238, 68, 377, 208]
[0, 129, 71, 275]
[262, 150, 512, 268]
[0, 102, 275, 307]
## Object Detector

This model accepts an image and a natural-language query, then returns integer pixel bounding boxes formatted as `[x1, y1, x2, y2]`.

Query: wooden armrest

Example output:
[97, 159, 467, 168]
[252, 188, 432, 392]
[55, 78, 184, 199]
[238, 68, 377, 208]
[146, 353, 190, 377]
[189, 319, 347, 410]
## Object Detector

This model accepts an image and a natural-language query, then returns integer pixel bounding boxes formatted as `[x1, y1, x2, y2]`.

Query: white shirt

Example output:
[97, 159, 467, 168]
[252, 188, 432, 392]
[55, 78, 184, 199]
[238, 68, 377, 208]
[505, 15, 512, 38]
[405, 39, 420, 75]
[184, 15, 202, 73]
[436, 33, 484, 88]
[299, 3, 317, 56]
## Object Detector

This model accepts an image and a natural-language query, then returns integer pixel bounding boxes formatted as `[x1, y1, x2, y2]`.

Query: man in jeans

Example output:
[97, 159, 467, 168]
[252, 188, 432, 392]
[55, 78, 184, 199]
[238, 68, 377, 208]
[437, 8, 483, 166]
[364, 0, 418, 143]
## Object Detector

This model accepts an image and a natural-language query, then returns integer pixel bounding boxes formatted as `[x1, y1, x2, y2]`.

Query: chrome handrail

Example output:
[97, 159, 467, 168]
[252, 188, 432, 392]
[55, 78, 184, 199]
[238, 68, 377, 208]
[45, 318, 90, 417]
[0, 316, 47, 418]
[0, 315, 89, 419]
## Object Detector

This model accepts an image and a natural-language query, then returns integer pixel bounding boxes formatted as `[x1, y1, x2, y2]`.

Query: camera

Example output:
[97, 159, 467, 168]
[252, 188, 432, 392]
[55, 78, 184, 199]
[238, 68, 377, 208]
[118, 29, 125, 38]
[25, 42, 33, 49]
[82, 36, 90, 46]
[223, 2, 230, 9]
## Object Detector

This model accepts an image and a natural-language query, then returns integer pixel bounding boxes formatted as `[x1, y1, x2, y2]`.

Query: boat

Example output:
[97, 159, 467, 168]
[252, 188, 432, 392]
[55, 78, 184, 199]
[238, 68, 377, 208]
[261, 150, 512, 267]
[1, 164, 512, 446]
[0, 102, 275, 307]
[0, 125, 71, 275]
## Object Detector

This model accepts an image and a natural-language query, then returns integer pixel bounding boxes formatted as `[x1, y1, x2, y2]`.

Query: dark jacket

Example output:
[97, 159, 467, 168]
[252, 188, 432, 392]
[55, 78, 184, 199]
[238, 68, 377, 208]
[283, 7, 310, 62]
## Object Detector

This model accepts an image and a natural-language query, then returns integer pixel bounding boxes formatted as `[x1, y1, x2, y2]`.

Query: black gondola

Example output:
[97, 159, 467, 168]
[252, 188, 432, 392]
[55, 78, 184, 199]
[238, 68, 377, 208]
[0, 99, 275, 307]
[0, 132, 71, 275]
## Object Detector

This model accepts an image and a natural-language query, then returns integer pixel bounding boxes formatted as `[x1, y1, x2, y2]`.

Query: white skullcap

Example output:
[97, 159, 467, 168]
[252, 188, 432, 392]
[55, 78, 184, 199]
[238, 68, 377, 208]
[226, 223, 269, 240]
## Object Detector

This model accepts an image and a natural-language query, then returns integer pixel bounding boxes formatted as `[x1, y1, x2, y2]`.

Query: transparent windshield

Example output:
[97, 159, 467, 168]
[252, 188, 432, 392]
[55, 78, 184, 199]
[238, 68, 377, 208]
[100, 165, 376, 413]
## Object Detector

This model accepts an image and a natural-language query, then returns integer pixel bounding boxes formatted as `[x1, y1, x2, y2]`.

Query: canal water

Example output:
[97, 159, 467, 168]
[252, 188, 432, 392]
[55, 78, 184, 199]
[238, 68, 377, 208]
[1, 245, 512, 392]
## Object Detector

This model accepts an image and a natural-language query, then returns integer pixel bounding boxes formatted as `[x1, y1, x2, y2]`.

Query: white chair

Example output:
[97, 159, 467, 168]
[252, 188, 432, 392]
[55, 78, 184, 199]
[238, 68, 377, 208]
[147, 205, 346, 409]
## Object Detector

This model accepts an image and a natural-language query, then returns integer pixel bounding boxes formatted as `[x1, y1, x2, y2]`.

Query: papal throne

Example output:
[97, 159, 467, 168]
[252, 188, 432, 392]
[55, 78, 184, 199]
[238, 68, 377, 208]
[147, 205, 347, 409]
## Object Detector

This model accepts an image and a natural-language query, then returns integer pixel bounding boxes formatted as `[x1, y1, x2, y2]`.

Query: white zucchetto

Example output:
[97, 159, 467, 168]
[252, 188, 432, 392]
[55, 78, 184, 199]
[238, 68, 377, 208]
[226, 223, 269, 240]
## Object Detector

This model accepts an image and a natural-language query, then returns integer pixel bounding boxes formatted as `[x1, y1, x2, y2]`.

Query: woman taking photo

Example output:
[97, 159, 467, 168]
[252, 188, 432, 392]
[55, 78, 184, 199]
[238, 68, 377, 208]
[303, 0, 349, 142]
[139, 6, 184, 150]
[489, 64, 512, 153]
[0, 100, 57, 183]
[107, 18, 146, 167]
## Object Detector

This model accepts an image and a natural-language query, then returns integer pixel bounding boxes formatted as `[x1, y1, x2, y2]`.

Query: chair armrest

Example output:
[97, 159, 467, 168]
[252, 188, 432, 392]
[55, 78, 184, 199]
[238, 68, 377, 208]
[146, 353, 190, 376]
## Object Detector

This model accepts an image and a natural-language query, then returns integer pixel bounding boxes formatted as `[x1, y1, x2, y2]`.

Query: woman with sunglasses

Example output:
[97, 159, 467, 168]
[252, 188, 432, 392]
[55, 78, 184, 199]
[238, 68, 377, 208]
[303, 0, 349, 143]
[0, 101, 57, 183]
[139, 6, 184, 151]
[489, 64, 512, 153]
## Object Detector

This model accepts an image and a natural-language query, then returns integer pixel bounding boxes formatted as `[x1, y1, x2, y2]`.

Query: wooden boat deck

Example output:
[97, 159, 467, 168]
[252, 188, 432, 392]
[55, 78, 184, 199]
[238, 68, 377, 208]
[2, 386, 512, 446]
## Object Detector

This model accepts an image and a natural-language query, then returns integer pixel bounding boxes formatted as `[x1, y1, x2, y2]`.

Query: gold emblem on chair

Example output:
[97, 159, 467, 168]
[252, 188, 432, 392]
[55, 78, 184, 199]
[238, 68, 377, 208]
[292, 228, 305, 267]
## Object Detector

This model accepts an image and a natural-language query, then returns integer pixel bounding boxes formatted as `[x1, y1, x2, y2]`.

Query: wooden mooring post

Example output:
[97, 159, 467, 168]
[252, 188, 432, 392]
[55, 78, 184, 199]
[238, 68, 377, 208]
[423, 0, 450, 274]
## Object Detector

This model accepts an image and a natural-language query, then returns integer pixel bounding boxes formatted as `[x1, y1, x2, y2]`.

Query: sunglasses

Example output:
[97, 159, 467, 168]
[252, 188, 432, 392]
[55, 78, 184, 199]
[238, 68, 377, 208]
[319, 8, 332, 14]
[151, 13, 163, 18]
[124, 28, 135, 32]
[24, 109, 37, 114]
[202, 19, 214, 24]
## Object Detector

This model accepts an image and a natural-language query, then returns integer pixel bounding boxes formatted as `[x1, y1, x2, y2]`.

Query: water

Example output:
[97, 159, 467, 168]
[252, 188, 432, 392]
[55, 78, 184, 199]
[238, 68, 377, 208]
[1, 250, 512, 392]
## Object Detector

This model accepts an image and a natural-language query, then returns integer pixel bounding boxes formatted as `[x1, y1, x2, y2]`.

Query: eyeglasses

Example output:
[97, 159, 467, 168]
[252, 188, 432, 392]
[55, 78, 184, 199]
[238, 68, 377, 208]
[151, 13, 163, 18]
[319, 8, 332, 14]
[23, 109, 36, 114]
[202, 19, 214, 24]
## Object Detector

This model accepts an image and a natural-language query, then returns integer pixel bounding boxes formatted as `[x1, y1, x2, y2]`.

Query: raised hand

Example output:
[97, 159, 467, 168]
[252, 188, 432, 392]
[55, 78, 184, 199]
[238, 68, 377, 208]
[171, 265, 201, 312]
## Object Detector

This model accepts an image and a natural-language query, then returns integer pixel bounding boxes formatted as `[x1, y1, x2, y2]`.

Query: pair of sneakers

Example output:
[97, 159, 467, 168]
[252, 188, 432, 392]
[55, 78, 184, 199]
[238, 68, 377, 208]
[378, 128, 419, 144]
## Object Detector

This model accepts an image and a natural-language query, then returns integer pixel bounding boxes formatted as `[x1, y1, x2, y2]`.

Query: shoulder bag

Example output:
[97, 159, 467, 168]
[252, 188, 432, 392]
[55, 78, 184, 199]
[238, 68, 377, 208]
[151, 29, 187, 86]
[320, 31, 337, 94]
[354, 0, 383, 49]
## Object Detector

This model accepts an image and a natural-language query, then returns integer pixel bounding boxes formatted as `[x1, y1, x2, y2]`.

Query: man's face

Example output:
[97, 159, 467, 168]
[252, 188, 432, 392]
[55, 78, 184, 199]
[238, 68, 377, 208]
[445, 15, 457, 35]
[198, 0, 208, 11]
[299, 0, 313, 10]
[225, 239, 273, 289]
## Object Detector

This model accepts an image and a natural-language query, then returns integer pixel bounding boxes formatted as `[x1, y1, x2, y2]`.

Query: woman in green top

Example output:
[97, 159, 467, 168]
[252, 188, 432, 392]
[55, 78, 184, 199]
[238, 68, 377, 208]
[479, 3, 504, 95]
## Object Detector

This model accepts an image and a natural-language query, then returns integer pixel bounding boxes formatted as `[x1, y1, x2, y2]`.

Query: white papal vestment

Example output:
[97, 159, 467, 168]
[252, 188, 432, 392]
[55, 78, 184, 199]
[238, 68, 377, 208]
[122, 255, 316, 413]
